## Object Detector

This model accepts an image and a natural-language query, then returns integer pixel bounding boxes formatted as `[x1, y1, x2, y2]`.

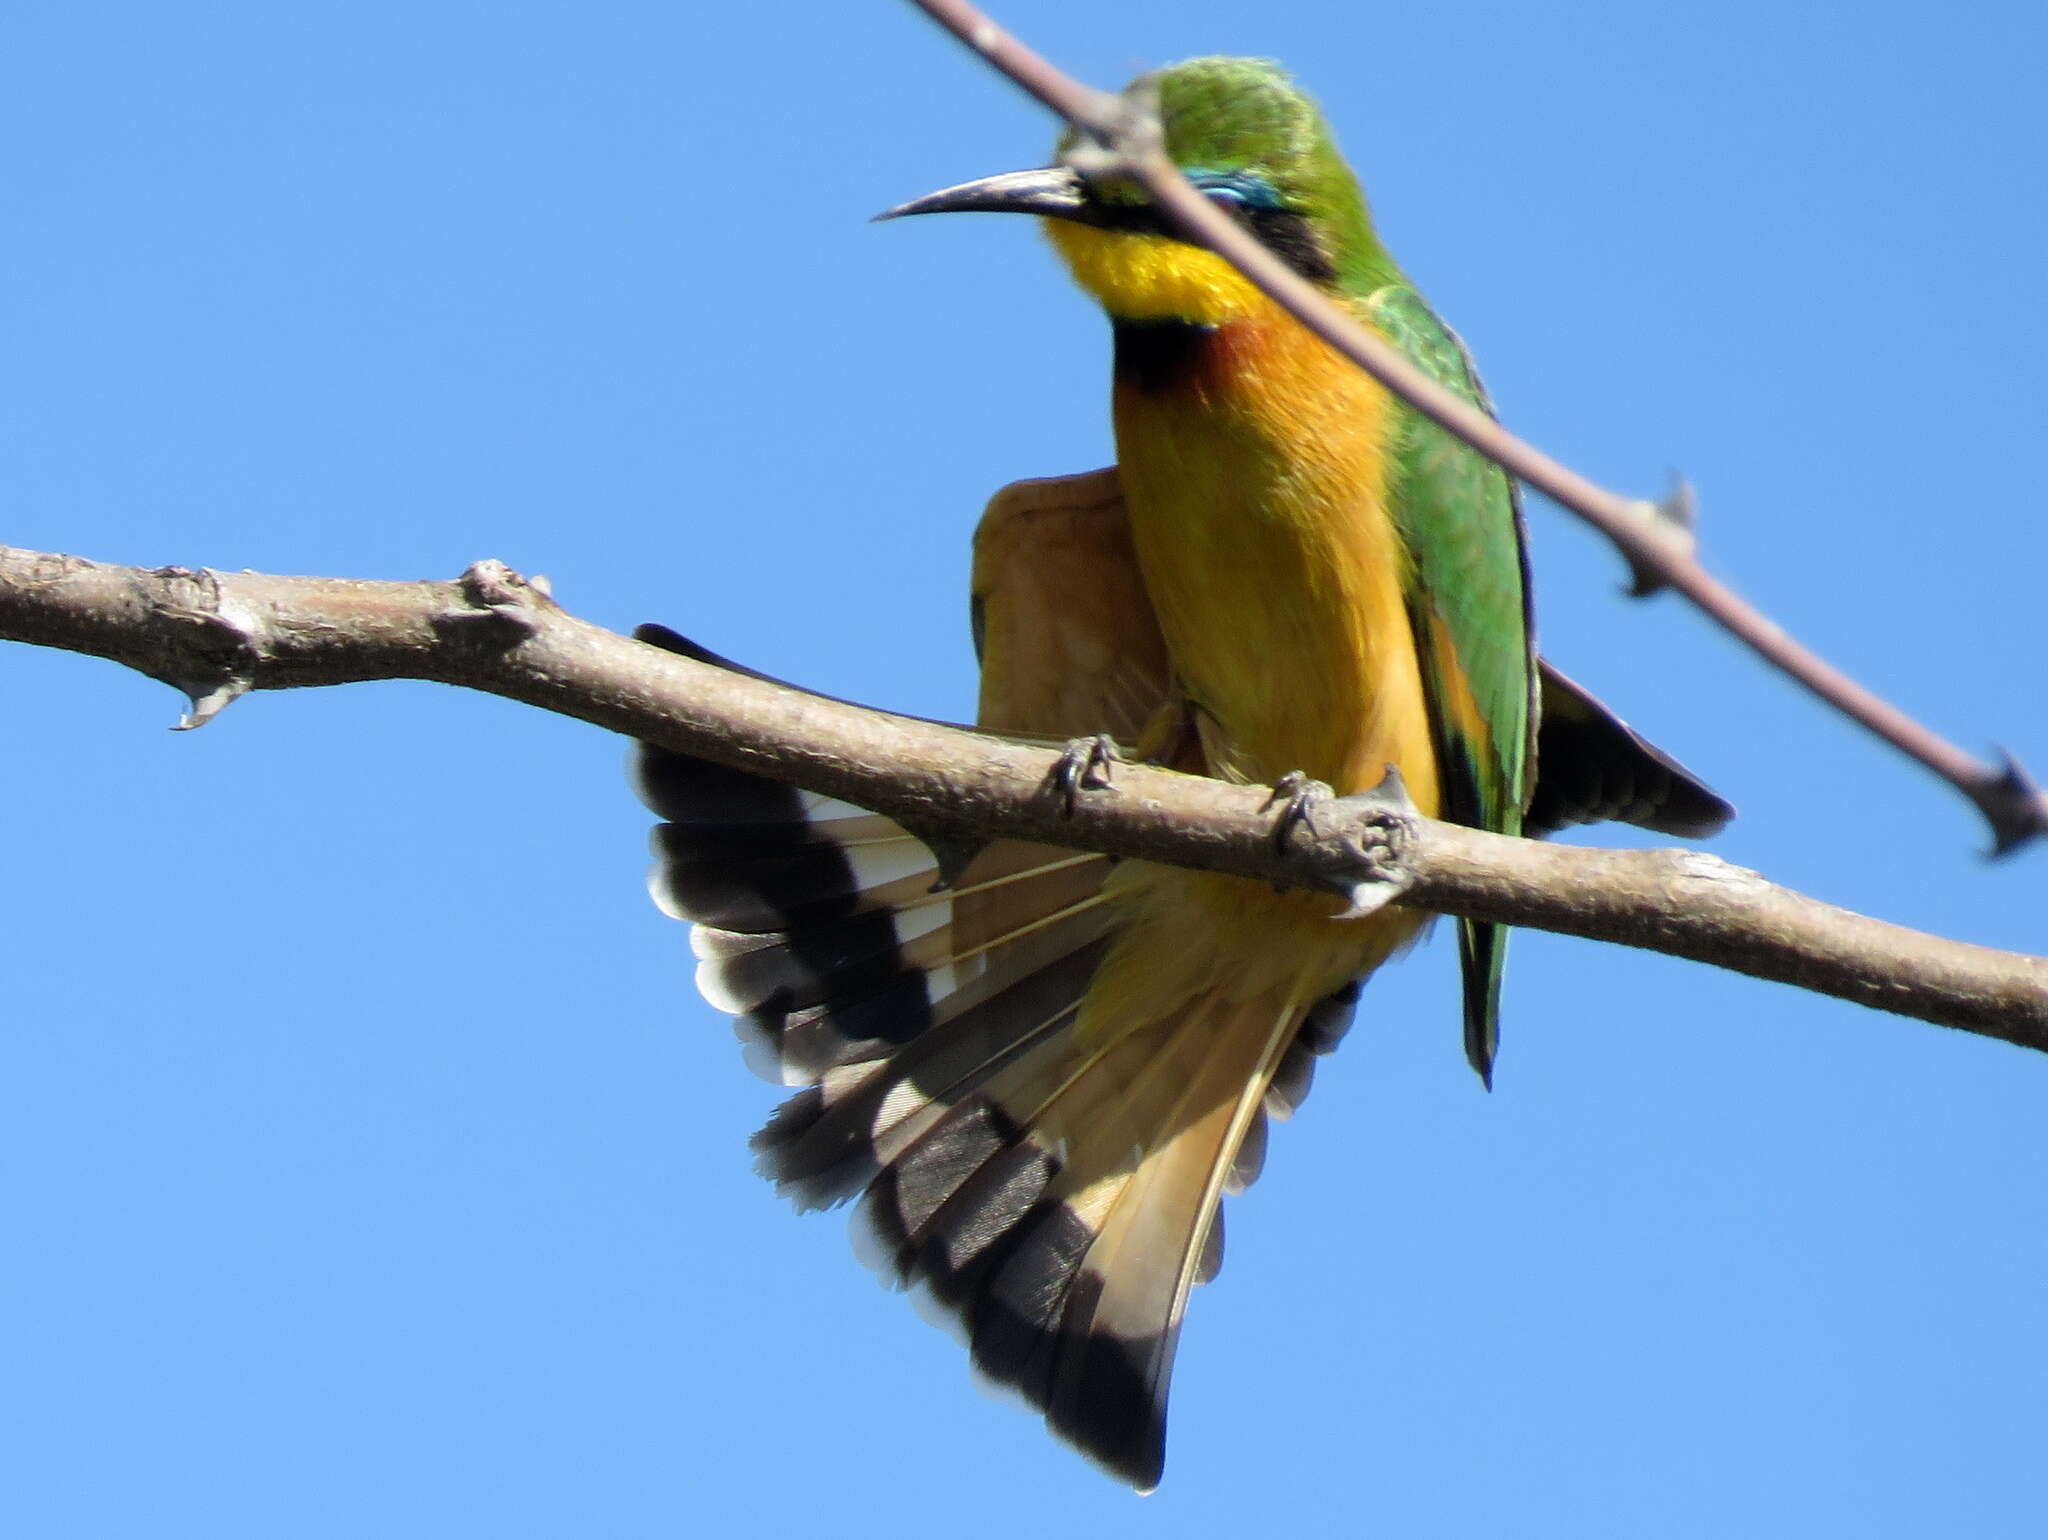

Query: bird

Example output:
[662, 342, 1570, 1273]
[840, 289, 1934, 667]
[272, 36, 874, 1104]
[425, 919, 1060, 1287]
[633, 56, 1730, 1491]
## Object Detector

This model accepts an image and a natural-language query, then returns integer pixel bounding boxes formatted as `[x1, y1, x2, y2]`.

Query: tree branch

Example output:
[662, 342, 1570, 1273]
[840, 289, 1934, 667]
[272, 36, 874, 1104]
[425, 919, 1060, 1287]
[5, 542, 2042, 1053]
[897, 0, 2048, 856]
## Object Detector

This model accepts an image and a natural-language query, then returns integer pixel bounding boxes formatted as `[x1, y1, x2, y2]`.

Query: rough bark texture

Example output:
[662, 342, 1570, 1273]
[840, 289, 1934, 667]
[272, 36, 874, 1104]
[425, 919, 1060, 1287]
[4, 543, 2043, 1053]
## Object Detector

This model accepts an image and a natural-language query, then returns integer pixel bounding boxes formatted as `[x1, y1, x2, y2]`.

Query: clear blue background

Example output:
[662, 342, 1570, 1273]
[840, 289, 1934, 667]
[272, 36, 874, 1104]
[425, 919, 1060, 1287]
[2, 2, 2043, 1535]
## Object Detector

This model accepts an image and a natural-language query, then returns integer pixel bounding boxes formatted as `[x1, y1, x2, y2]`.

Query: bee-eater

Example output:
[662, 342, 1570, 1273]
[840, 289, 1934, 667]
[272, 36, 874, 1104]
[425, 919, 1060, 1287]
[635, 56, 1728, 1490]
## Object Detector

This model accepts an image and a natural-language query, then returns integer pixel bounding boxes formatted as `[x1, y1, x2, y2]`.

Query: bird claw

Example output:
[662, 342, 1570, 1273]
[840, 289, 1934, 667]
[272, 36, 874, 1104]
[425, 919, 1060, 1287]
[1259, 766, 1418, 917]
[1051, 735, 1122, 817]
[1263, 770, 1334, 854]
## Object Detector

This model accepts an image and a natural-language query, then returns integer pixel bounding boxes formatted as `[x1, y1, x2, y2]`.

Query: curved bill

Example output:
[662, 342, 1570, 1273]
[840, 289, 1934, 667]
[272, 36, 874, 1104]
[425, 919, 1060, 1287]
[873, 165, 1106, 225]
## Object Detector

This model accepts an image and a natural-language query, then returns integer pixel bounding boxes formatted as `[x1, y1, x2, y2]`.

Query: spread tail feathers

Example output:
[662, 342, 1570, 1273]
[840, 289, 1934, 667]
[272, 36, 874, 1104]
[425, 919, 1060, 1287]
[636, 738, 1358, 1490]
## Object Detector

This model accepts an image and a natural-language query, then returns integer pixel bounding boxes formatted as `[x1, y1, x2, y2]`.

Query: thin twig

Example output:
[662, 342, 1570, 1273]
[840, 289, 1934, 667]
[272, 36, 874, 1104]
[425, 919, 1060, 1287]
[899, 0, 2048, 855]
[3, 542, 2043, 1051]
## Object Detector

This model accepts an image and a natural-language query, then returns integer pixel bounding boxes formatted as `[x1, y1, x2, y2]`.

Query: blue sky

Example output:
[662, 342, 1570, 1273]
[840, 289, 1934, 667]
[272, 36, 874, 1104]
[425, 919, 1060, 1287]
[2, 1, 2044, 1535]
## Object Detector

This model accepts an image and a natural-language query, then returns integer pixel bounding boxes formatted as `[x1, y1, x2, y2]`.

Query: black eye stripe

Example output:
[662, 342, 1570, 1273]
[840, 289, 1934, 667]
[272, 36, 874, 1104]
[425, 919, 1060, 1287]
[1096, 188, 1337, 285]
[1243, 207, 1337, 284]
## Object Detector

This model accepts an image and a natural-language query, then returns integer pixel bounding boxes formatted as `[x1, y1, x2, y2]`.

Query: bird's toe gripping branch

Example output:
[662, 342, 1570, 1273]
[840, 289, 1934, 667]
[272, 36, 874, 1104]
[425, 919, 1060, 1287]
[921, 735, 1123, 893]
[1262, 770, 1334, 853]
[1265, 765, 1421, 920]
[1049, 733, 1123, 817]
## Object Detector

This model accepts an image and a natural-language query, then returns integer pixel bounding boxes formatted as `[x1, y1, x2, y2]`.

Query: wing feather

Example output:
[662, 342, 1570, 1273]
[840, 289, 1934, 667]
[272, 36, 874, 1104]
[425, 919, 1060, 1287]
[1364, 285, 1536, 1086]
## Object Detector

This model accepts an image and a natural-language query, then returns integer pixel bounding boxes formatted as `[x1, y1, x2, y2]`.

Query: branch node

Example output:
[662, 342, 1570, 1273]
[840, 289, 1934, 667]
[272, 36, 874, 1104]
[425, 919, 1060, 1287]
[153, 568, 250, 641]
[172, 675, 251, 730]
[1324, 766, 1421, 918]
[1258, 765, 1420, 916]
[1058, 81, 1156, 180]
[439, 560, 546, 644]
[1665, 848, 1765, 893]
[1623, 479, 1699, 598]
[151, 567, 262, 729]
[903, 822, 993, 893]
[1330, 880, 1402, 923]
[1976, 749, 2048, 858]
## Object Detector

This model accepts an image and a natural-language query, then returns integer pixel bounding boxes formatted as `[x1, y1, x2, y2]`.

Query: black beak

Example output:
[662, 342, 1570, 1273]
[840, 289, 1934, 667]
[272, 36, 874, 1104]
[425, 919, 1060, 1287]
[872, 166, 1107, 226]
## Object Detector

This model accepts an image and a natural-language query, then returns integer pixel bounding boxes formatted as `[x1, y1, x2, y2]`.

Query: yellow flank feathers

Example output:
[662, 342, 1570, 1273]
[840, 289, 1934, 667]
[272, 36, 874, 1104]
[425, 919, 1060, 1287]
[1046, 222, 1270, 325]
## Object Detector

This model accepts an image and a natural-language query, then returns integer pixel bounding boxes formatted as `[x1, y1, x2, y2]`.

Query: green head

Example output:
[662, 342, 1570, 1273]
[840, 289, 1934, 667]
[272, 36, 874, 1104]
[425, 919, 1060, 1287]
[880, 58, 1401, 315]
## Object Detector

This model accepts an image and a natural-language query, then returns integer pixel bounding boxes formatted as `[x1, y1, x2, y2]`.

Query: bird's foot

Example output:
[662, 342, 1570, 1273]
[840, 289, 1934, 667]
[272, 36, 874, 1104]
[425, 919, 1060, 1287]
[1261, 767, 1419, 918]
[1050, 734, 1122, 817]
[1262, 770, 1335, 854]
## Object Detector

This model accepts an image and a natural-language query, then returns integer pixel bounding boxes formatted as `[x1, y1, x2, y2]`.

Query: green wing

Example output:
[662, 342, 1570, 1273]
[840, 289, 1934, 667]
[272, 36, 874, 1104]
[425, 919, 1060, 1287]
[1363, 285, 1536, 1087]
